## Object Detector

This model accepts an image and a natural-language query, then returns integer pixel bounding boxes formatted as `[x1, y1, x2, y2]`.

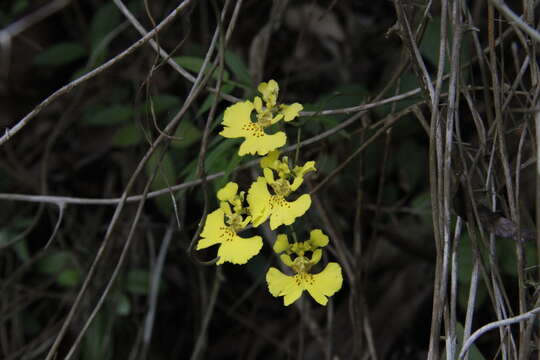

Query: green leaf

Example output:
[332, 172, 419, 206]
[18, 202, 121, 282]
[146, 152, 176, 191]
[173, 56, 205, 73]
[138, 94, 182, 116]
[224, 50, 252, 85]
[84, 105, 133, 126]
[125, 269, 150, 295]
[214, 151, 243, 191]
[82, 311, 110, 360]
[203, 138, 241, 175]
[89, 3, 121, 50]
[179, 137, 241, 188]
[57, 268, 81, 287]
[112, 124, 143, 147]
[171, 119, 202, 149]
[420, 17, 442, 67]
[34, 42, 86, 67]
[35, 251, 74, 275]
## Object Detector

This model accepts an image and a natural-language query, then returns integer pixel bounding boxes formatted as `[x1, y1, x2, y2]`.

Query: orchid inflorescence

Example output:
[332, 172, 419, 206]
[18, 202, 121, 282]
[196, 80, 343, 306]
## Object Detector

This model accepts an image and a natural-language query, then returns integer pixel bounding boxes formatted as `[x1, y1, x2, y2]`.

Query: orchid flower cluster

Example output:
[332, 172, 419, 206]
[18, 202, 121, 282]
[196, 80, 343, 306]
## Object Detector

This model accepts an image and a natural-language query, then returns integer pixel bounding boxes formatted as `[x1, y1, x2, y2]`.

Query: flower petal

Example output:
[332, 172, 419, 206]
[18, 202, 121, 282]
[253, 96, 263, 112]
[305, 263, 343, 306]
[197, 208, 226, 249]
[309, 249, 323, 266]
[258, 80, 279, 108]
[266, 267, 303, 306]
[238, 131, 286, 156]
[294, 160, 317, 178]
[216, 234, 263, 265]
[280, 254, 295, 267]
[273, 234, 290, 253]
[217, 182, 238, 202]
[280, 103, 303, 121]
[260, 150, 281, 170]
[309, 229, 329, 248]
[220, 101, 255, 139]
[269, 193, 312, 230]
[247, 177, 272, 227]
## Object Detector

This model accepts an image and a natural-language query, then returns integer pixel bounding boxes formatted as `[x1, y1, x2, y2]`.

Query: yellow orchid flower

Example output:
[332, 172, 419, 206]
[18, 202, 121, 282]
[219, 80, 303, 156]
[266, 231, 343, 306]
[196, 182, 262, 265]
[197, 208, 262, 265]
[248, 152, 315, 229]
[247, 176, 311, 230]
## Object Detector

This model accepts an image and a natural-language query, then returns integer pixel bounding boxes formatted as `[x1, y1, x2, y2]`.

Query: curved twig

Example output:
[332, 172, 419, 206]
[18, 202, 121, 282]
[459, 307, 540, 359]
[43, 202, 65, 250]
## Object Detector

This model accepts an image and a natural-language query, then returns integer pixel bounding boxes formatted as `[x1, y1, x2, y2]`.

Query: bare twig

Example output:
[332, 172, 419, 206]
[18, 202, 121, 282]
[0, 0, 194, 147]
[459, 307, 540, 359]
[0, 0, 70, 79]
[141, 216, 176, 357]
[488, 0, 540, 43]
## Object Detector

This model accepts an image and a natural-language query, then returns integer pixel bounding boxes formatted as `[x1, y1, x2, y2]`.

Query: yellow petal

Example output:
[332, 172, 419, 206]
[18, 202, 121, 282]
[220, 101, 255, 139]
[289, 177, 304, 192]
[216, 234, 263, 265]
[238, 131, 286, 156]
[273, 234, 290, 253]
[266, 267, 303, 306]
[280, 102, 303, 121]
[253, 96, 263, 112]
[260, 150, 281, 169]
[280, 254, 294, 267]
[263, 167, 275, 184]
[309, 229, 329, 248]
[258, 80, 279, 108]
[197, 209, 226, 249]
[309, 249, 323, 266]
[294, 161, 317, 178]
[305, 263, 343, 305]
[247, 177, 272, 227]
[217, 182, 238, 202]
[269, 193, 312, 230]
[269, 113, 284, 125]
[219, 201, 233, 217]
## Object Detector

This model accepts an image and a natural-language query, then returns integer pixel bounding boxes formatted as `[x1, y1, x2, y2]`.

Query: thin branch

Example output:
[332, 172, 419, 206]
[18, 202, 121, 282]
[113, 0, 240, 104]
[0, 94, 420, 206]
[488, 0, 540, 43]
[459, 307, 540, 359]
[0, 0, 194, 147]
[42, 3, 197, 358]
[310, 106, 411, 195]
[43, 202, 65, 250]
[141, 217, 176, 357]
